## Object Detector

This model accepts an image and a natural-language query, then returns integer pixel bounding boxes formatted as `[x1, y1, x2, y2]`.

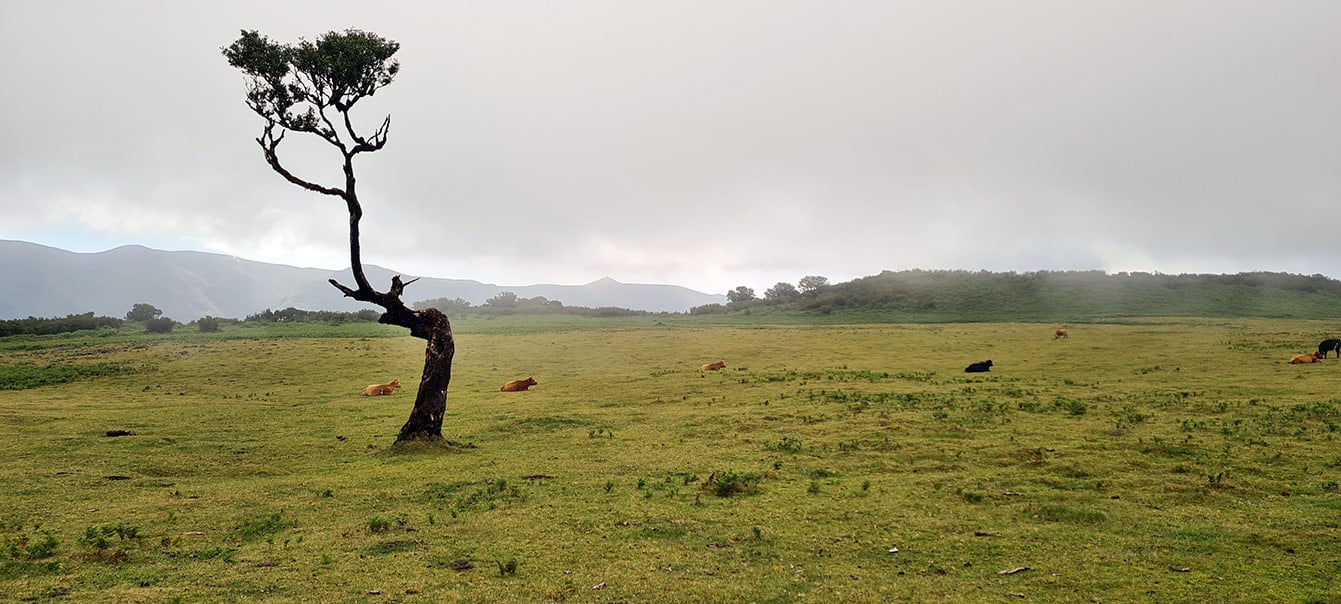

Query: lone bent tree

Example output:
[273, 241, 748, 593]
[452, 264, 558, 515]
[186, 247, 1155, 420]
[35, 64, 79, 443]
[224, 29, 454, 442]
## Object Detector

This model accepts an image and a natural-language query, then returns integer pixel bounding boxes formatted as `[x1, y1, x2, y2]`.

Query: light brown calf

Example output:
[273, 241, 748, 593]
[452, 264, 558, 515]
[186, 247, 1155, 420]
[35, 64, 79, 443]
[501, 377, 538, 392]
[1291, 352, 1322, 364]
[362, 378, 401, 396]
[701, 360, 726, 371]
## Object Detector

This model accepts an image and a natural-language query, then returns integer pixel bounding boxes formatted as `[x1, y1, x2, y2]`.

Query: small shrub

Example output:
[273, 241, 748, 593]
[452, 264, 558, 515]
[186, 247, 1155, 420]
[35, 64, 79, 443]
[144, 318, 176, 334]
[767, 437, 803, 454]
[368, 517, 391, 534]
[197, 316, 221, 333]
[6, 531, 59, 560]
[232, 512, 294, 542]
[703, 471, 763, 498]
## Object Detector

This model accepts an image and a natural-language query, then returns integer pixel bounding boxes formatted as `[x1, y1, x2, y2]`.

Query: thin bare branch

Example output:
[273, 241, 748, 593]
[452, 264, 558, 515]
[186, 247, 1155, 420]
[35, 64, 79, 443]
[256, 125, 346, 198]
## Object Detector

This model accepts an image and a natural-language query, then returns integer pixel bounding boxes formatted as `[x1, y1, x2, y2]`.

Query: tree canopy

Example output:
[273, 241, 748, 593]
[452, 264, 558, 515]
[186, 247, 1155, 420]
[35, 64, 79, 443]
[223, 29, 399, 161]
[727, 286, 756, 304]
[125, 303, 163, 322]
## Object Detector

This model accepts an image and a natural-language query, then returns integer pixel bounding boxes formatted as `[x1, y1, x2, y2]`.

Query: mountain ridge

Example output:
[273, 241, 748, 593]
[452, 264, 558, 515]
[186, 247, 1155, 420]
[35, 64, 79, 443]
[0, 240, 726, 321]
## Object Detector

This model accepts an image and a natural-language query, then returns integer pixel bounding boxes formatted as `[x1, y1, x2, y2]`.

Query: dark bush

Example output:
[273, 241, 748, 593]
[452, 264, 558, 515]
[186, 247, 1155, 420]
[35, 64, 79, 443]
[144, 318, 175, 334]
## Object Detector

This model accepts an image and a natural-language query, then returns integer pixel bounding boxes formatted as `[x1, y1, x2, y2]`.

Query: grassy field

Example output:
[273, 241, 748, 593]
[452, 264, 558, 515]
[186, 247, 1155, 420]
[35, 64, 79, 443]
[1, 317, 1339, 602]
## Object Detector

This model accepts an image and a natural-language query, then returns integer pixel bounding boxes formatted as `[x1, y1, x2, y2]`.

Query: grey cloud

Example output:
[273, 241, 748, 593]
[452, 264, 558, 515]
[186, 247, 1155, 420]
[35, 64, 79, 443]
[2, 1, 1338, 296]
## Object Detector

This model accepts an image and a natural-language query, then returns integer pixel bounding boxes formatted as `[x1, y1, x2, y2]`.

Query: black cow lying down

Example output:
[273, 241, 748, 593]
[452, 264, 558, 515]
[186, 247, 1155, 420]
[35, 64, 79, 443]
[964, 360, 993, 373]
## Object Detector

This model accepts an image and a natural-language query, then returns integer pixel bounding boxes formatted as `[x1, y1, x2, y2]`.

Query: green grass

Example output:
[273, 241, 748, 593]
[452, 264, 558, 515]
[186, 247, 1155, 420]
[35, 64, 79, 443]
[0, 317, 1339, 601]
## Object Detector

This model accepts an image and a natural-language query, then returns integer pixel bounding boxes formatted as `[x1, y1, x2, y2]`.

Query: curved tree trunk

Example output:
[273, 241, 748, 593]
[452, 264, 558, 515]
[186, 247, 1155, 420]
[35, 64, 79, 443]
[331, 273, 455, 442]
[329, 202, 455, 442]
[394, 308, 454, 441]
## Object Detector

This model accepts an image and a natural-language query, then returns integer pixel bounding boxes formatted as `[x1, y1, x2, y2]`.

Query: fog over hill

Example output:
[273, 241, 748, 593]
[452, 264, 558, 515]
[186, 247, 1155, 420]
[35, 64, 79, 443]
[0, 240, 726, 321]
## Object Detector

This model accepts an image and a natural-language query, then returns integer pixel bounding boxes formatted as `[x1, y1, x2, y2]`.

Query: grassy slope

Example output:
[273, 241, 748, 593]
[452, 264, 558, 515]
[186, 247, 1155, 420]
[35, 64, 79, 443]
[1, 318, 1339, 602]
[732, 270, 1341, 322]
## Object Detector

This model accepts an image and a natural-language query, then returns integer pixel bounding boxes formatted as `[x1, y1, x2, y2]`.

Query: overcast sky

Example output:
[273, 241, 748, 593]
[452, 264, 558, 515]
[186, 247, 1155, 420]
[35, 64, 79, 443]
[2, 1, 1338, 296]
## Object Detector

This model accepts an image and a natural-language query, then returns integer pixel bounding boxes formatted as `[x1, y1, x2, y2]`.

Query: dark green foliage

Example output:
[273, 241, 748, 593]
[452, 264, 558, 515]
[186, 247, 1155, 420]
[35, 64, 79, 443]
[6, 531, 59, 560]
[223, 29, 399, 132]
[367, 517, 391, 534]
[82, 523, 141, 550]
[244, 307, 378, 323]
[764, 282, 799, 301]
[703, 471, 763, 498]
[197, 316, 221, 333]
[485, 292, 519, 308]
[733, 270, 1341, 321]
[143, 318, 175, 334]
[798, 275, 830, 294]
[727, 286, 756, 304]
[412, 297, 474, 312]
[0, 313, 123, 337]
[0, 363, 133, 390]
[125, 303, 163, 322]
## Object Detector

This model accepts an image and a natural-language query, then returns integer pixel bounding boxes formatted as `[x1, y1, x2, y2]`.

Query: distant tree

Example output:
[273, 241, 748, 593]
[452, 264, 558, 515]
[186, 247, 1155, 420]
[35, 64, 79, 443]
[798, 275, 830, 295]
[689, 303, 728, 315]
[412, 297, 474, 313]
[144, 317, 175, 334]
[125, 303, 163, 322]
[225, 28, 455, 443]
[764, 282, 800, 301]
[726, 286, 756, 304]
[197, 316, 221, 333]
[486, 292, 519, 307]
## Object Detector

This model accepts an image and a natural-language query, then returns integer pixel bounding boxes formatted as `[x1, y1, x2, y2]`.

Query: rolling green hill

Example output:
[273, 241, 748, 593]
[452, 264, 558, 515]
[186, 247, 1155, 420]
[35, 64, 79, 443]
[715, 270, 1341, 322]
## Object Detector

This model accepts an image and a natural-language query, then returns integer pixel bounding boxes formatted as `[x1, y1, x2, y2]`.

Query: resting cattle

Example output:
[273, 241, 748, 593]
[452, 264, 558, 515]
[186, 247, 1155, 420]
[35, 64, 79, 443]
[501, 377, 538, 392]
[362, 378, 401, 396]
[1319, 339, 1341, 358]
[1291, 352, 1322, 364]
[701, 360, 726, 371]
[1055, 329, 1068, 339]
[964, 360, 993, 373]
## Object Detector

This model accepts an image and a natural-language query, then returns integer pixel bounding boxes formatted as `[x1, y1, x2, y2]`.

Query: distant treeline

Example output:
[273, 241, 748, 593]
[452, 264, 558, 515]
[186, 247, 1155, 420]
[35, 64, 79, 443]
[699, 270, 1341, 321]
[0, 313, 124, 337]
[9, 271, 1341, 336]
[244, 307, 381, 323]
[0, 307, 382, 338]
[412, 294, 657, 318]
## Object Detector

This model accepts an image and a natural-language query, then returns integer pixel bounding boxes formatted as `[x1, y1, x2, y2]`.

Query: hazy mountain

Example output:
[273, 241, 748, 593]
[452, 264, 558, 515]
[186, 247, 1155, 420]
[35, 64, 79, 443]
[0, 240, 725, 321]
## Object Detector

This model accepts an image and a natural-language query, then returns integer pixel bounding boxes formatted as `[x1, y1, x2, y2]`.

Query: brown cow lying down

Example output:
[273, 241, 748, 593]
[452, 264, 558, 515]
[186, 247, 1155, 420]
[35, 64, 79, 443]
[362, 378, 401, 396]
[701, 360, 726, 371]
[501, 377, 538, 392]
[1291, 352, 1322, 364]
